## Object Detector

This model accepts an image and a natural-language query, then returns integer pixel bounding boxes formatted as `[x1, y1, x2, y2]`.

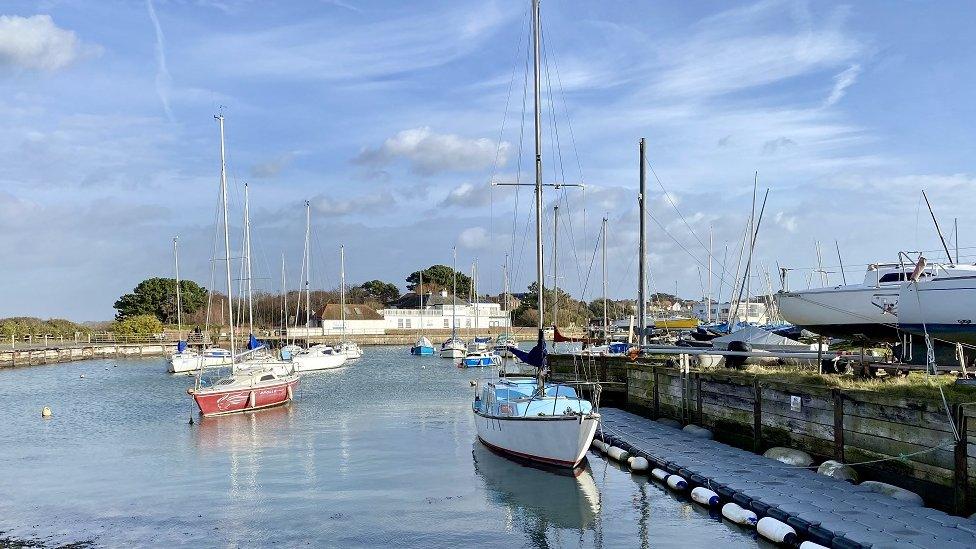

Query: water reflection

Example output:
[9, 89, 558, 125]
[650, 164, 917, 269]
[471, 441, 600, 546]
[194, 402, 296, 452]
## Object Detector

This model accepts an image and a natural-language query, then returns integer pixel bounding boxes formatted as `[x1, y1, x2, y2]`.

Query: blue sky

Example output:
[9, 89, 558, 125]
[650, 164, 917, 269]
[1, 0, 975, 320]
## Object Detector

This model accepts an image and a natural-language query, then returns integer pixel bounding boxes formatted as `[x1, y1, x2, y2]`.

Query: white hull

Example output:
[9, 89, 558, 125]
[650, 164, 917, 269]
[337, 342, 363, 360]
[168, 352, 232, 374]
[776, 286, 899, 340]
[899, 270, 976, 344]
[475, 411, 599, 468]
[291, 345, 348, 372]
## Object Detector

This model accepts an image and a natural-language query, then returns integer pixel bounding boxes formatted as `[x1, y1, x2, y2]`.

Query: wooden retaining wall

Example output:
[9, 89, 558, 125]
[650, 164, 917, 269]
[0, 344, 173, 367]
[626, 364, 976, 515]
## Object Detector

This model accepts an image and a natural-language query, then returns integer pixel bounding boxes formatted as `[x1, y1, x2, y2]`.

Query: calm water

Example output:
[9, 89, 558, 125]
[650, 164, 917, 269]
[0, 347, 767, 548]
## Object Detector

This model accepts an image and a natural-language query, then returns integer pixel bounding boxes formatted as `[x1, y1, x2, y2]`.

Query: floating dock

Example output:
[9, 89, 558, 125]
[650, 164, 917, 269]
[598, 407, 976, 548]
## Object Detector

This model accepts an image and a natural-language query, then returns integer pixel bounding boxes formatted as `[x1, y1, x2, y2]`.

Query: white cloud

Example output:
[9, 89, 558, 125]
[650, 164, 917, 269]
[357, 127, 509, 175]
[251, 151, 299, 179]
[458, 226, 490, 250]
[146, 0, 173, 122]
[309, 189, 394, 216]
[0, 15, 96, 71]
[824, 64, 862, 107]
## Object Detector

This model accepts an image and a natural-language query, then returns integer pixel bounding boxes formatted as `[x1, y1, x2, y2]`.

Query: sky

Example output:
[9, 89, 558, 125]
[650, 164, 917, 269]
[1, 0, 975, 321]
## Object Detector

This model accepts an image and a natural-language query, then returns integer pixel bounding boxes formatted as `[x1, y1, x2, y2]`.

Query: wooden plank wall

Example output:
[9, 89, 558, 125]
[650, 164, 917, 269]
[626, 364, 976, 515]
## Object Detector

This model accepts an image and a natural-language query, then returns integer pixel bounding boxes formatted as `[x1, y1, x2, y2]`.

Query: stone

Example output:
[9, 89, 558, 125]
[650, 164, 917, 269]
[763, 447, 814, 467]
[817, 460, 858, 483]
[682, 424, 714, 439]
[859, 481, 924, 507]
[656, 418, 682, 429]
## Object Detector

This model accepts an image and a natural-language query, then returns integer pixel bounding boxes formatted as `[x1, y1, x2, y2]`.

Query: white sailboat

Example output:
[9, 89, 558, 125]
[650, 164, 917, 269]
[440, 246, 467, 358]
[472, 0, 599, 469]
[898, 259, 976, 344]
[290, 202, 348, 372]
[336, 245, 363, 360]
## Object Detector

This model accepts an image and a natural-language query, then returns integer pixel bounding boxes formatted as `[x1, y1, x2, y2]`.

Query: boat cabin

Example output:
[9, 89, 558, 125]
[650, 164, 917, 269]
[473, 377, 593, 418]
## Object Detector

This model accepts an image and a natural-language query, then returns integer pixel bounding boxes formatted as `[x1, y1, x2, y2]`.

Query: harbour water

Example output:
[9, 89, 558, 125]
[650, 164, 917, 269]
[0, 346, 767, 548]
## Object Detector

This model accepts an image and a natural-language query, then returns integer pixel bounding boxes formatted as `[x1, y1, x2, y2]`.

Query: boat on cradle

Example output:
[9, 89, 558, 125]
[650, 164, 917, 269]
[188, 113, 298, 417]
[579, 341, 630, 357]
[170, 346, 232, 374]
[411, 335, 435, 356]
[189, 368, 299, 417]
[471, 0, 599, 470]
[493, 333, 517, 358]
[898, 262, 976, 345]
[440, 337, 466, 358]
[291, 344, 347, 372]
[462, 349, 501, 368]
[775, 262, 922, 342]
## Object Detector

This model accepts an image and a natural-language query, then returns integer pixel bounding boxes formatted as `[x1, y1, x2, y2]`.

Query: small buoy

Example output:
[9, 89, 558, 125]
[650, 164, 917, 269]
[817, 460, 858, 483]
[79, 374, 85, 379]
[721, 502, 757, 526]
[629, 457, 649, 472]
[591, 439, 606, 452]
[665, 474, 687, 491]
[763, 447, 814, 467]
[607, 446, 630, 462]
[691, 487, 720, 507]
[757, 517, 796, 545]
[41, 406, 52, 418]
[651, 468, 669, 481]
[799, 542, 830, 549]
[469, 380, 476, 387]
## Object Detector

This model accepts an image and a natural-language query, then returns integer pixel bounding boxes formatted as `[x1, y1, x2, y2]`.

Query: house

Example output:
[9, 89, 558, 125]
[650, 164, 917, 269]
[315, 303, 385, 335]
[381, 290, 512, 331]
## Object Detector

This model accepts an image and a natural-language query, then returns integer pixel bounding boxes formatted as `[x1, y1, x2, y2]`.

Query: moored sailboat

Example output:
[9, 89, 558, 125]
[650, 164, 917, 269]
[472, 0, 599, 469]
[411, 269, 435, 355]
[440, 246, 467, 358]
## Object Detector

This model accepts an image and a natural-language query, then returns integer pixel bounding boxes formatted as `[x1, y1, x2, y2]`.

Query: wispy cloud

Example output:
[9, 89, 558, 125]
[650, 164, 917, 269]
[0, 15, 98, 71]
[824, 64, 862, 107]
[356, 127, 509, 175]
[145, 0, 173, 122]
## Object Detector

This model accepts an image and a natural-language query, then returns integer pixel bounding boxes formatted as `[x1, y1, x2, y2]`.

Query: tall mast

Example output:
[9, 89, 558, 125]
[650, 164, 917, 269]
[638, 138, 647, 346]
[243, 182, 254, 335]
[602, 216, 608, 345]
[452, 246, 458, 338]
[503, 254, 510, 323]
[304, 201, 311, 329]
[532, 0, 544, 338]
[707, 226, 713, 324]
[552, 204, 559, 327]
[281, 254, 288, 343]
[418, 268, 424, 335]
[472, 262, 479, 334]
[340, 245, 347, 340]
[174, 236, 182, 340]
[215, 114, 235, 362]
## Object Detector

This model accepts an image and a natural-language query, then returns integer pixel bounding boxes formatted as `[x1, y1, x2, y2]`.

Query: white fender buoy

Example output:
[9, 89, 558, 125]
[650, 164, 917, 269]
[41, 406, 52, 418]
[858, 481, 924, 506]
[721, 503, 757, 526]
[757, 517, 796, 545]
[666, 474, 687, 491]
[651, 468, 669, 481]
[691, 487, 720, 507]
[592, 440, 609, 453]
[607, 446, 630, 462]
[629, 457, 649, 472]
[79, 374, 85, 379]
[799, 542, 830, 549]
[248, 391, 256, 408]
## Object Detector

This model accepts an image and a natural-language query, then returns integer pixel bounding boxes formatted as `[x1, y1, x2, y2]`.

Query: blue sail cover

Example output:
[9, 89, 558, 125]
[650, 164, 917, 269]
[177, 340, 187, 353]
[247, 333, 265, 350]
[509, 330, 547, 369]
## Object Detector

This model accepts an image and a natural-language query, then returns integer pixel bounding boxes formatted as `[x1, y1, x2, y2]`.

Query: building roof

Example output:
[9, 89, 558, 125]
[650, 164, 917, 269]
[391, 292, 470, 309]
[315, 303, 384, 321]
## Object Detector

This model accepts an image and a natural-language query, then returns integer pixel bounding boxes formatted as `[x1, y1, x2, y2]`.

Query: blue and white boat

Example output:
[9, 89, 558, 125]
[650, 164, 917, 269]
[411, 335, 435, 356]
[471, 0, 599, 469]
[462, 350, 501, 368]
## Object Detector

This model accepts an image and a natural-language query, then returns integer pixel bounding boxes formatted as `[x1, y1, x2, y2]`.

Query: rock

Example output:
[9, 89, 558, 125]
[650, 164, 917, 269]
[859, 481, 924, 507]
[763, 447, 814, 467]
[656, 418, 682, 429]
[817, 460, 858, 483]
[682, 424, 713, 439]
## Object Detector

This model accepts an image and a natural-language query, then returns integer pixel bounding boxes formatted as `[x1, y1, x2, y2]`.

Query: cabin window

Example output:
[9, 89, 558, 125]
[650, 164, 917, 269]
[878, 272, 930, 283]
[260, 374, 275, 381]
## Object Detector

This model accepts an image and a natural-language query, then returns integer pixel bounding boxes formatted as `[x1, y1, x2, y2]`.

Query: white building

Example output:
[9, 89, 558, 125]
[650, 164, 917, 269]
[287, 304, 386, 337]
[692, 300, 768, 324]
[380, 290, 512, 331]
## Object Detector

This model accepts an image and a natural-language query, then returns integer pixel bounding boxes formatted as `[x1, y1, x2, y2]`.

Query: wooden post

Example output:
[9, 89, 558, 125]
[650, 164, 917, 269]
[954, 405, 969, 515]
[833, 390, 845, 461]
[653, 366, 660, 419]
[696, 373, 703, 424]
[753, 378, 762, 453]
[817, 337, 824, 375]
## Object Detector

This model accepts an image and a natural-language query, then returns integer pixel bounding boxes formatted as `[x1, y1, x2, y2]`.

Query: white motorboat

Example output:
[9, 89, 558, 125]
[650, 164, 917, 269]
[291, 344, 347, 372]
[336, 341, 363, 360]
[775, 262, 917, 341]
[440, 337, 466, 359]
[898, 262, 976, 344]
[170, 347, 232, 374]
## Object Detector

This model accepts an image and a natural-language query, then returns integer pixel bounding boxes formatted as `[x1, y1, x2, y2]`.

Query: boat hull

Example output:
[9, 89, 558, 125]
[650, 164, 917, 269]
[776, 287, 900, 341]
[411, 346, 435, 356]
[474, 411, 600, 468]
[462, 354, 500, 368]
[440, 347, 465, 359]
[169, 352, 232, 374]
[191, 377, 298, 417]
[899, 276, 976, 344]
[292, 353, 347, 372]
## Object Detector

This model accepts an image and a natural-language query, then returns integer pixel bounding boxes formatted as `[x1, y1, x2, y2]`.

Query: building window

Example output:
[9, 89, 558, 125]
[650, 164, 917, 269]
[443, 319, 449, 328]
[466, 319, 471, 328]
[405, 319, 411, 328]
[397, 318, 404, 328]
